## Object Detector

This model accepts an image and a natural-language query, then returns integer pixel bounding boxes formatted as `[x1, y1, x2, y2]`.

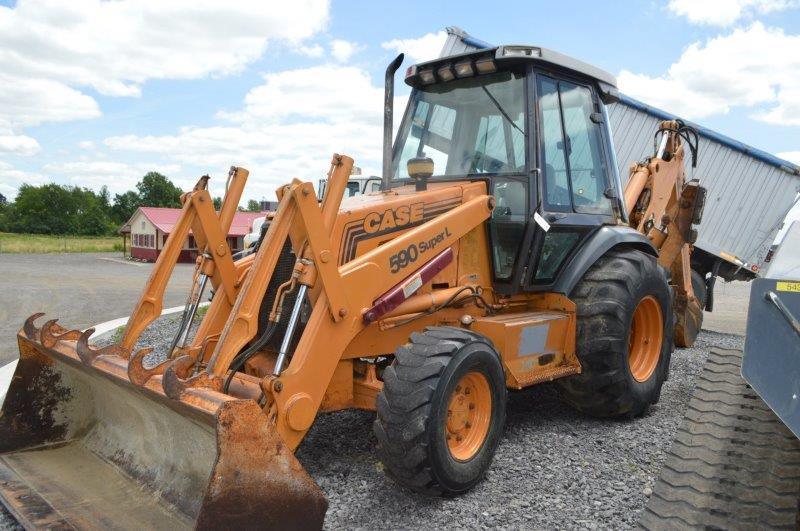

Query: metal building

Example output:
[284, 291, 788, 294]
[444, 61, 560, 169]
[607, 96, 799, 277]
[438, 27, 800, 278]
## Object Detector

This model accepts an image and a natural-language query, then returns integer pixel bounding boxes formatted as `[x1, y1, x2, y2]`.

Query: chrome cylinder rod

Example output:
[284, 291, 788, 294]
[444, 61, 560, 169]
[273, 284, 308, 375]
[176, 273, 209, 348]
[656, 131, 670, 160]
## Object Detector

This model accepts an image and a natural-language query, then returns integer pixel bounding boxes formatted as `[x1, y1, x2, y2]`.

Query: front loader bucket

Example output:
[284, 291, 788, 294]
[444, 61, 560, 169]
[0, 318, 327, 530]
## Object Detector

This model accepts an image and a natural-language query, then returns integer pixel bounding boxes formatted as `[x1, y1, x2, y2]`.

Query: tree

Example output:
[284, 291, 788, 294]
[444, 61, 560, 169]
[9, 183, 78, 234]
[111, 190, 141, 225]
[7, 183, 114, 235]
[136, 172, 182, 208]
[213, 196, 223, 210]
[0, 192, 8, 231]
[246, 199, 261, 212]
[77, 203, 113, 235]
[98, 185, 110, 210]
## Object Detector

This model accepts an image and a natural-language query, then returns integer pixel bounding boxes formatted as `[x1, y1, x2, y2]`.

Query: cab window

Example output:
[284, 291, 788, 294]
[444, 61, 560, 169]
[490, 176, 528, 280]
[537, 75, 612, 214]
[392, 70, 527, 180]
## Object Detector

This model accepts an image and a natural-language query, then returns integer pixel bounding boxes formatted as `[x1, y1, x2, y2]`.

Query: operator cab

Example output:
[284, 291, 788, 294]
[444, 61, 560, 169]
[391, 45, 625, 294]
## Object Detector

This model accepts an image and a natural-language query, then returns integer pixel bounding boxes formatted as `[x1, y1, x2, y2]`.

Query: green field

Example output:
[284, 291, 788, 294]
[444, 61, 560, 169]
[0, 232, 123, 253]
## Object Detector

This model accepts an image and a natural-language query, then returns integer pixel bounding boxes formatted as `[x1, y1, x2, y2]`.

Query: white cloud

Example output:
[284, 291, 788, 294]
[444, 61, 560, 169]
[757, 87, 800, 125]
[0, 161, 45, 199]
[43, 161, 184, 195]
[0, 132, 41, 156]
[0, 0, 331, 155]
[381, 31, 447, 63]
[297, 44, 325, 58]
[77, 140, 96, 150]
[217, 66, 383, 124]
[330, 39, 362, 62]
[667, 0, 798, 26]
[1, 0, 330, 97]
[778, 151, 800, 164]
[618, 23, 800, 124]
[104, 64, 396, 200]
[0, 74, 100, 129]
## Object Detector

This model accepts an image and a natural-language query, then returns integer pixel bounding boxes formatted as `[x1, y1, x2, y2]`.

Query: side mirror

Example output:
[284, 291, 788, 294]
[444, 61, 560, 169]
[407, 157, 434, 192]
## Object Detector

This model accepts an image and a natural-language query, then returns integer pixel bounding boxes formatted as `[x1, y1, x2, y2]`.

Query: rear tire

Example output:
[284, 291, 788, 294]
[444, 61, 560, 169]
[557, 249, 674, 418]
[374, 326, 506, 496]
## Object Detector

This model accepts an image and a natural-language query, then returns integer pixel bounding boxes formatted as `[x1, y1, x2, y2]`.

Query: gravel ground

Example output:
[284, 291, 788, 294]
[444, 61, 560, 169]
[0, 320, 743, 529]
[303, 331, 743, 530]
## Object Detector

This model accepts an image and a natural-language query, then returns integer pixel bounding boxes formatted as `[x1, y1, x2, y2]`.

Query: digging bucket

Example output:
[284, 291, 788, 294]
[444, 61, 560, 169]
[0, 317, 327, 530]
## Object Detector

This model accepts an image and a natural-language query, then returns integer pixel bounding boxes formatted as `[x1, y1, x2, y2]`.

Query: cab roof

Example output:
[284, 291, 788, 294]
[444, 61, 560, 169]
[405, 45, 617, 90]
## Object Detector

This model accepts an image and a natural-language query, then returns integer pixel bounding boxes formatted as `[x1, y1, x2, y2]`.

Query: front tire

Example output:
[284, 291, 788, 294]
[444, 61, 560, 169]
[557, 249, 674, 418]
[374, 327, 507, 496]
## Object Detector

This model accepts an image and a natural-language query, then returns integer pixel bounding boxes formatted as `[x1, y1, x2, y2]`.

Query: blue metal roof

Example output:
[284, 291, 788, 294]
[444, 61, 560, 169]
[617, 94, 800, 175]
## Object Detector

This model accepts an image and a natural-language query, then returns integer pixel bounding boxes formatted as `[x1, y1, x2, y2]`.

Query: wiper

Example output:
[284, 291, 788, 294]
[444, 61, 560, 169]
[481, 86, 524, 135]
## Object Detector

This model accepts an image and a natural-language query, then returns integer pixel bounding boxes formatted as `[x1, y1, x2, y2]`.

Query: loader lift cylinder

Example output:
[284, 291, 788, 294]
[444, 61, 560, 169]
[175, 272, 209, 349]
[274, 283, 308, 375]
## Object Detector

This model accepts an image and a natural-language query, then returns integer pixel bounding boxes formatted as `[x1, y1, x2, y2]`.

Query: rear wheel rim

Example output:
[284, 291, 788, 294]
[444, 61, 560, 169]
[628, 295, 664, 382]
[446, 371, 492, 461]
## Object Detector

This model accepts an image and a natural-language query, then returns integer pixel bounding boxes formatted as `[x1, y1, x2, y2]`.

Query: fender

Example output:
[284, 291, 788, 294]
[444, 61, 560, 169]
[551, 225, 657, 296]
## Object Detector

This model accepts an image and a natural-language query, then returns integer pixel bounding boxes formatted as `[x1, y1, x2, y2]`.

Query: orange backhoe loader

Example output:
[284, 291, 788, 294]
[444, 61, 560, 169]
[0, 45, 704, 529]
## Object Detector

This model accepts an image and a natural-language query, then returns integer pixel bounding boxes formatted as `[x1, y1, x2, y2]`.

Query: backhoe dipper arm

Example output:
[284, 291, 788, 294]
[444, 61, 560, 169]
[623, 120, 706, 346]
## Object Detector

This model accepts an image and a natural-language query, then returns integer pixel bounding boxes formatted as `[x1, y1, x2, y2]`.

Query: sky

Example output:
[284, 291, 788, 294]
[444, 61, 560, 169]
[0, 0, 799, 221]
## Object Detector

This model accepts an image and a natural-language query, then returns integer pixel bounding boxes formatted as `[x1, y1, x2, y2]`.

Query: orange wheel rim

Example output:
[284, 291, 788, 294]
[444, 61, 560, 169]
[628, 295, 664, 382]
[446, 371, 492, 461]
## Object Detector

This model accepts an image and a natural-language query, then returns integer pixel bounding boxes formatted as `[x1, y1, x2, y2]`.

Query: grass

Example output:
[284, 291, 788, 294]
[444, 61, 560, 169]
[0, 232, 123, 253]
[111, 325, 126, 343]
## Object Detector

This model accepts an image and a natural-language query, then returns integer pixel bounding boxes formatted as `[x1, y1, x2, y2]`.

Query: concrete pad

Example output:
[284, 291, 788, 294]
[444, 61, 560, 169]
[701, 280, 751, 336]
[0, 253, 194, 366]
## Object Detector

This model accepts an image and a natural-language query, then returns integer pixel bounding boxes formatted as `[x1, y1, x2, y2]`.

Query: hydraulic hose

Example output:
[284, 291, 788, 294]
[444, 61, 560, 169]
[223, 321, 278, 393]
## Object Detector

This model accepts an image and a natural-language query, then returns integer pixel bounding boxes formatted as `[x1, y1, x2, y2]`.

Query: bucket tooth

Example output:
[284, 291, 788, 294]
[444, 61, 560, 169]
[127, 347, 170, 386]
[22, 313, 44, 340]
[39, 319, 82, 349]
[162, 355, 222, 399]
[76, 328, 127, 366]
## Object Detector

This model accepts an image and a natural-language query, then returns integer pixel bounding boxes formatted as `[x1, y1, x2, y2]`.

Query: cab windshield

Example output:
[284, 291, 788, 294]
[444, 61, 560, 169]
[391, 70, 527, 180]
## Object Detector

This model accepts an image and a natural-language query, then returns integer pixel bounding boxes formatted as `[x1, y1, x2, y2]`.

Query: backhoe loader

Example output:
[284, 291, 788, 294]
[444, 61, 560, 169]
[0, 45, 704, 529]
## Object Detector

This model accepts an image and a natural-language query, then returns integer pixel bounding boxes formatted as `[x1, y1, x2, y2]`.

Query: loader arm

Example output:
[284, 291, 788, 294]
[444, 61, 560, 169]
[120, 168, 248, 355]
[0, 162, 358, 530]
[168, 162, 494, 448]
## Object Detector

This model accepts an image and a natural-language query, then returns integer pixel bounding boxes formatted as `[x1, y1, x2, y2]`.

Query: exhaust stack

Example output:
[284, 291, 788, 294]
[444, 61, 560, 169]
[381, 53, 404, 191]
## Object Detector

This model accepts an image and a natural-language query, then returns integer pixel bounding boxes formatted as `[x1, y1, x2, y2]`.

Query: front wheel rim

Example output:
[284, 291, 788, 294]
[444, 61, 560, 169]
[445, 371, 492, 461]
[628, 295, 664, 382]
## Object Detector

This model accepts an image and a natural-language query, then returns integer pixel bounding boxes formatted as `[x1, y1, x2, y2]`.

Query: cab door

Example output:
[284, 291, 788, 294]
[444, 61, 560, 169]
[525, 73, 617, 289]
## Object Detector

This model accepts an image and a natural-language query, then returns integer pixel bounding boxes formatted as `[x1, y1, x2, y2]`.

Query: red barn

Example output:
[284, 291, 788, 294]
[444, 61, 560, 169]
[119, 207, 266, 262]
